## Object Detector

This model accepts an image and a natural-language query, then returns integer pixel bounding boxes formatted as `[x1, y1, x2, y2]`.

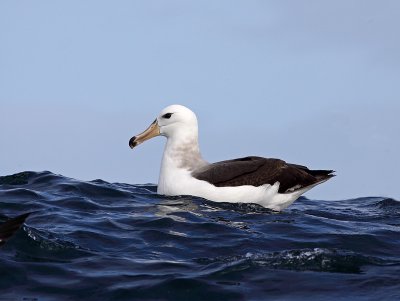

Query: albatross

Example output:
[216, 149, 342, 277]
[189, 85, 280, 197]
[129, 105, 334, 211]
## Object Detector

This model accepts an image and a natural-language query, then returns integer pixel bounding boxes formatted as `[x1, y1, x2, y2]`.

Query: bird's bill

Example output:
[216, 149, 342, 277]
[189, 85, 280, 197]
[129, 119, 160, 149]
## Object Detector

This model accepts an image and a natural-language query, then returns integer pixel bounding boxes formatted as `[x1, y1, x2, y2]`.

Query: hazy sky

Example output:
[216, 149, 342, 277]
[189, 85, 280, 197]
[1, 1, 399, 200]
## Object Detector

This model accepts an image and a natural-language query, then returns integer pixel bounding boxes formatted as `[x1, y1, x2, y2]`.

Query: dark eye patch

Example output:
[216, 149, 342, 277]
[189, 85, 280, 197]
[162, 113, 173, 119]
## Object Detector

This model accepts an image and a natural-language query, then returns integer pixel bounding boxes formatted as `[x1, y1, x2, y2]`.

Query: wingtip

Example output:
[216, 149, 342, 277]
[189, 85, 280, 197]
[0, 212, 33, 247]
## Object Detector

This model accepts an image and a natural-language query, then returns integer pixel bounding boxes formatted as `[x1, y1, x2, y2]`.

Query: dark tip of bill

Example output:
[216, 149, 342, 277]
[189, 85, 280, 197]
[129, 137, 137, 149]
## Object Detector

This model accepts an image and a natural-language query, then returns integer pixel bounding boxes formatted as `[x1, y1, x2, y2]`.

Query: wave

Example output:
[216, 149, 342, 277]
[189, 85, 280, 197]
[0, 171, 399, 300]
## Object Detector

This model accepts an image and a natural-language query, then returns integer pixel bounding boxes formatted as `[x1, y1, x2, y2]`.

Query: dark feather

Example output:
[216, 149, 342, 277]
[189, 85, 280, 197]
[192, 156, 334, 193]
[0, 212, 31, 247]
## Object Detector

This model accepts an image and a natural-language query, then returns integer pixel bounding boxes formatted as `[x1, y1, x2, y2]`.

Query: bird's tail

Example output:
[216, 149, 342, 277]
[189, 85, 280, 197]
[307, 169, 335, 182]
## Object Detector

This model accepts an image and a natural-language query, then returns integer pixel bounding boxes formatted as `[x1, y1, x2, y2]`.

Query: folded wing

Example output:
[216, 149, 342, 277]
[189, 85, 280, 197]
[192, 156, 334, 193]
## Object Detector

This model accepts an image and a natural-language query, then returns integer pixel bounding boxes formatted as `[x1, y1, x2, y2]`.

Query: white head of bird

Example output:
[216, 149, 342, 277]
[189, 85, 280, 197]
[129, 105, 199, 148]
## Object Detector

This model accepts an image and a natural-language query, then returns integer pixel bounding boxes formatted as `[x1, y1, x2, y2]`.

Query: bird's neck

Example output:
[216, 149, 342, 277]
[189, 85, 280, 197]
[160, 131, 203, 173]
[162, 132, 206, 171]
[157, 128, 208, 194]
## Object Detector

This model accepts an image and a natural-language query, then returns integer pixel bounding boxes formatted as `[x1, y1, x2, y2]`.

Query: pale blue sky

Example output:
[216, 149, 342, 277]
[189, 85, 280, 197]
[1, 1, 399, 199]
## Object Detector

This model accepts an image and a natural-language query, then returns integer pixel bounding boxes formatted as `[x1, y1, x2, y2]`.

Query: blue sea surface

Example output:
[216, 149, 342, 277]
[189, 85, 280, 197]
[0, 171, 399, 300]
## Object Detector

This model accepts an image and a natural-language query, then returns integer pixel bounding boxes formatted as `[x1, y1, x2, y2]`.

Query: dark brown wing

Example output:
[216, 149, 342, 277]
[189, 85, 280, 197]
[0, 212, 31, 247]
[192, 156, 334, 193]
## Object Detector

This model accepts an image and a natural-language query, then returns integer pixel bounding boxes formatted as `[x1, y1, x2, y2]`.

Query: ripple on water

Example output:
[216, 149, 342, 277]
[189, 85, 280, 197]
[0, 171, 399, 301]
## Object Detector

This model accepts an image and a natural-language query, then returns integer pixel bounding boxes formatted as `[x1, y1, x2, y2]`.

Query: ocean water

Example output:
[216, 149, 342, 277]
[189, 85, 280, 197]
[0, 171, 399, 301]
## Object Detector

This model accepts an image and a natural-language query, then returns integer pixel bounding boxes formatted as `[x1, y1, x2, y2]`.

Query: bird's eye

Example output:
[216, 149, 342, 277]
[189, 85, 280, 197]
[162, 113, 173, 119]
